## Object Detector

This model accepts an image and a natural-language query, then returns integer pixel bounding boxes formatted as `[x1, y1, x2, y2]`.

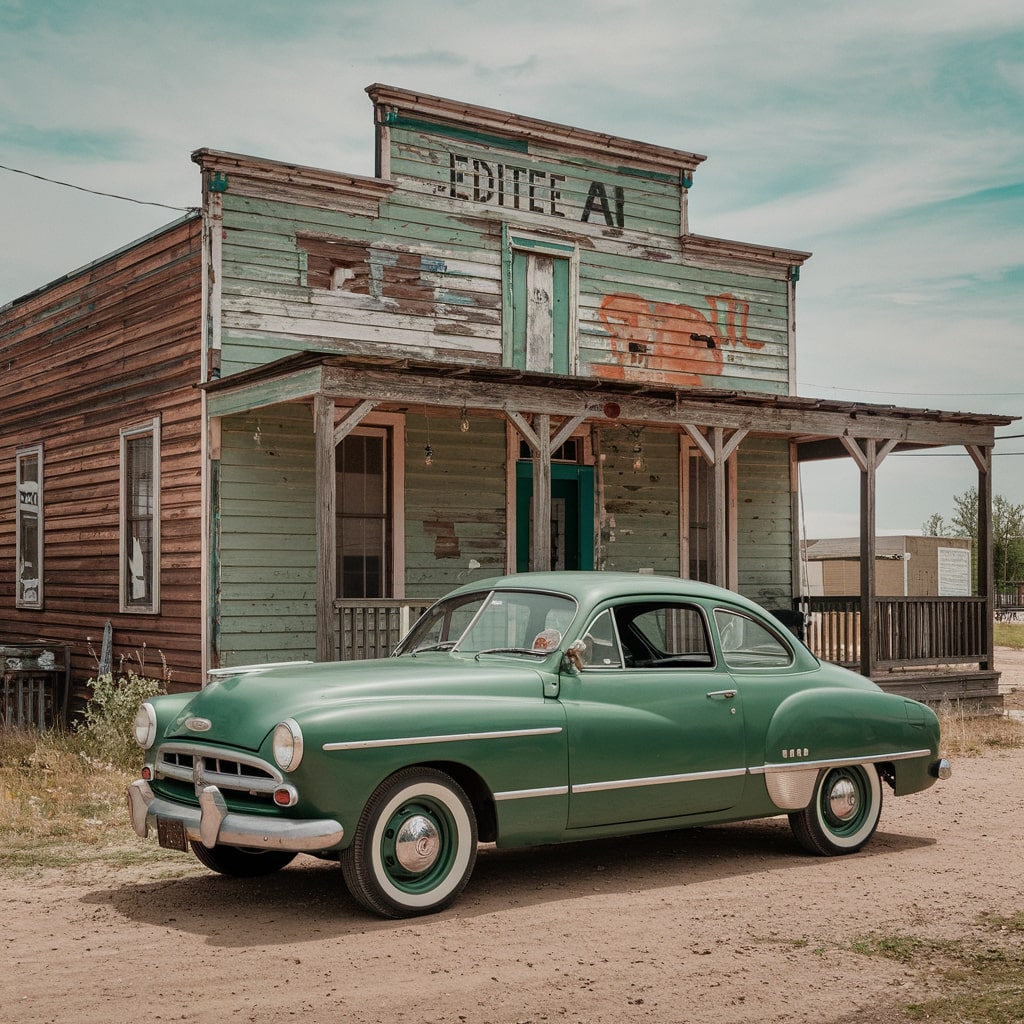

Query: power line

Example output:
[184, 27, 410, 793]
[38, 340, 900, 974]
[799, 381, 1024, 399]
[0, 162, 198, 214]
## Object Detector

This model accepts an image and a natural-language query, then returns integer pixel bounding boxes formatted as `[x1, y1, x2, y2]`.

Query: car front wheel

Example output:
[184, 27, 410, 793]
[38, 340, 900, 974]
[189, 841, 297, 877]
[341, 767, 478, 918]
[788, 764, 882, 855]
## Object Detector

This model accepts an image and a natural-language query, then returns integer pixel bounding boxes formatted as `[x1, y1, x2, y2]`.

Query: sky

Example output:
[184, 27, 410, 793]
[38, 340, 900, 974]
[1, 0, 1022, 538]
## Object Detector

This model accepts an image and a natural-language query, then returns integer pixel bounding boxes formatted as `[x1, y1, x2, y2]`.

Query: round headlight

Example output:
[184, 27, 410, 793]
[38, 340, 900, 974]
[133, 702, 157, 750]
[273, 719, 304, 772]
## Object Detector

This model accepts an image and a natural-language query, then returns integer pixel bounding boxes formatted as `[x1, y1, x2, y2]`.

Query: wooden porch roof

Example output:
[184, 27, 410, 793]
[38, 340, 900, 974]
[201, 351, 1016, 456]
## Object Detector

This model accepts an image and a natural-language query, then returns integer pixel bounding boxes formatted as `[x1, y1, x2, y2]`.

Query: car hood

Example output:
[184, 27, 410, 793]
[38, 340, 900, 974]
[162, 654, 550, 752]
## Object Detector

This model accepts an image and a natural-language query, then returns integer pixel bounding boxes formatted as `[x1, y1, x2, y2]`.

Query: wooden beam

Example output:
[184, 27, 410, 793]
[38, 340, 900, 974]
[859, 439, 878, 679]
[333, 399, 378, 444]
[314, 395, 336, 662]
[975, 445, 994, 671]
[532, 414, 552, 572]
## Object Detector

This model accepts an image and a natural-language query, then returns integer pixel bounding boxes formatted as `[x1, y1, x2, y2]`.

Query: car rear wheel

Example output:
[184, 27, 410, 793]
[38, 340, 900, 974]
[788, 764, 882, 855]
[341, 767, 478, 918]
[189, 841, 297, 877]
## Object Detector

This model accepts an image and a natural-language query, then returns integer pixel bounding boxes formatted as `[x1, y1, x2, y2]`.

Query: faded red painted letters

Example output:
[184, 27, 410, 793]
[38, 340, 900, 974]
[596, 292, 761, 385]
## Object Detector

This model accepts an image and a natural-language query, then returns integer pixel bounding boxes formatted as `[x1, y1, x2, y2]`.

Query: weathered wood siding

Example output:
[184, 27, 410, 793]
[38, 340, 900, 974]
[596, 426, 681, 575]
[217, 407, 317, 664]
[0, 218, 204, 691]
[735, 438, 793, 609]
[204, 124, 794, 397]
[404, 415, 508, 601]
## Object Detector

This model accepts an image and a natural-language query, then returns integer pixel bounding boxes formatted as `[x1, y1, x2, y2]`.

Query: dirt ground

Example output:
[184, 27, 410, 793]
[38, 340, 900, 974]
[3, 657, 1023, 1024]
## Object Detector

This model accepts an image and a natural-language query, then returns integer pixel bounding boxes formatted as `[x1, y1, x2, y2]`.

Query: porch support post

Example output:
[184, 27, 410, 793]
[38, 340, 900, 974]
[682, 424, 747, 588]
[531, 414, 552, 571]
[840, 436, 897, 679]
[969, 444, 994, 671]
[314, 394, 336, 661]
[504, 410, 587, 572]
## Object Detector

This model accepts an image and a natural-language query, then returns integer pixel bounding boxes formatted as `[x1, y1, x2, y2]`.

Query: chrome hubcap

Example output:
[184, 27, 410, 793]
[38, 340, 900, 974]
[828, 777, 858, 821]
[394, 814, 440, 873]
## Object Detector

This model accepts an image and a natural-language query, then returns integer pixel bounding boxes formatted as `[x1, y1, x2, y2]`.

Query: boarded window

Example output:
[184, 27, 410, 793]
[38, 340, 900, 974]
[121, 418, 160, 613]
[16, 445, 43, 609]
[505, 229, 576, 374]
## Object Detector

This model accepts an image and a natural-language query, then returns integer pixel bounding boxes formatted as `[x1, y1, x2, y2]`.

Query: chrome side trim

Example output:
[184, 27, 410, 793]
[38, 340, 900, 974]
[572, 766, 747, 795]
[494, 785, 570, 802]
[748, 748, 932, 776]
[323, 726, 563, 752]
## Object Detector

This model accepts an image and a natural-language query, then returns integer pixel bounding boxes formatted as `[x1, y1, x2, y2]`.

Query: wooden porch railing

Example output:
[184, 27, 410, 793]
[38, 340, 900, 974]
[335, 599, 433, 660]
[798, 596, 988, 670]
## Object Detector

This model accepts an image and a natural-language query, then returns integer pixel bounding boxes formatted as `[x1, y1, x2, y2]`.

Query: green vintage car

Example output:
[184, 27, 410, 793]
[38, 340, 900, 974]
[127, 572, 950, 918]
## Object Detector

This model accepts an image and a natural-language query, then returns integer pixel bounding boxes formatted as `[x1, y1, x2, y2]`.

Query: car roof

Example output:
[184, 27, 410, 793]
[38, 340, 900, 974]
[445, 571, 769, 617]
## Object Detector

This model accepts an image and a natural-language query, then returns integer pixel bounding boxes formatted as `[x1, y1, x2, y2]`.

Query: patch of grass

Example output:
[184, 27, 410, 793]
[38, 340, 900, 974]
[1, 670, 174, 874]
[853, 919, 1024, 1023]
[994, 621, 1024, 650]
[937, 700, 1024, 757]
[0, 726, 151, 871]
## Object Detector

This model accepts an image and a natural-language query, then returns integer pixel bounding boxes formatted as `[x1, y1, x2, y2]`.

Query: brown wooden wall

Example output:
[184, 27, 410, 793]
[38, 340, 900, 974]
[0, 217, 205, 697]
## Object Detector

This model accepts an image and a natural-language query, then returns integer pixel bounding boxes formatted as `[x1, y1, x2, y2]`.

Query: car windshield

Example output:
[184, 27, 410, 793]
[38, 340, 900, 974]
[395, 589, 578, 656]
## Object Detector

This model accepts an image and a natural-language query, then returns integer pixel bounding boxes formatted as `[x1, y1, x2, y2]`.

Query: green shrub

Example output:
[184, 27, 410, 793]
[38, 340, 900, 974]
[78, 672, 166, 773]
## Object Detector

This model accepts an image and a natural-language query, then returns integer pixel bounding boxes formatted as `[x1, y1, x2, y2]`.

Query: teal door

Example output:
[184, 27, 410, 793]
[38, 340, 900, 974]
[515, 462, 594, 572]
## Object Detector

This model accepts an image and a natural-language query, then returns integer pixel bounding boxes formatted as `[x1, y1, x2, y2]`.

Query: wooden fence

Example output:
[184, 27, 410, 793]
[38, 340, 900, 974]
[335, 600, 433, 660]
[799, 596, 988, 669]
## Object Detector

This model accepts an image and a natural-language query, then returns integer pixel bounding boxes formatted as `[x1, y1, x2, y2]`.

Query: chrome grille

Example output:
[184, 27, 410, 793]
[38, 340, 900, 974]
[155, 742, 282, 797]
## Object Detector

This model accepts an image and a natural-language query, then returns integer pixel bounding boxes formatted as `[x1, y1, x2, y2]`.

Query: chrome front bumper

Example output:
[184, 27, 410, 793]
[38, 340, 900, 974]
[127, 779, 344, 852]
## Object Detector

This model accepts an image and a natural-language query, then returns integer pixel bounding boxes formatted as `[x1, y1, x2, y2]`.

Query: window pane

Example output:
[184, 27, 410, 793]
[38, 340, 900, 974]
[714, 610, 793, 668]
[16, 448, 42, 608]
[336, 431, 390, 598]
[125, 434, 154, 605]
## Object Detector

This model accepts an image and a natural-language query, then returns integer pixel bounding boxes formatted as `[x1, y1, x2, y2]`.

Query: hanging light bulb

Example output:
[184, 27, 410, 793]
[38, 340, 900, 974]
[423, 405, 434, 466]
[459, 405, 470, 433]
[630, 427, 645, 474]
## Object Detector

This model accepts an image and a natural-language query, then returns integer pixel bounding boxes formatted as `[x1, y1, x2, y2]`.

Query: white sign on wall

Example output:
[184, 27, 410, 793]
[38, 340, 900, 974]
[937, 547, 971, 596]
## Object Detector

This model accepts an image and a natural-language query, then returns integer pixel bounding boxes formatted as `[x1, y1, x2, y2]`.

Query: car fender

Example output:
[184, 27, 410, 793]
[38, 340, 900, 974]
[757, 688, 940, 810]
[292, 693, 570, 843]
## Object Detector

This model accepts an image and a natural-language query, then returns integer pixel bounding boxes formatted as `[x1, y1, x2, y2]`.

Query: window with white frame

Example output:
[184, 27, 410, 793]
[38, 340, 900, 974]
[16, 445, 43, 609]
[120, 418, 160, 613]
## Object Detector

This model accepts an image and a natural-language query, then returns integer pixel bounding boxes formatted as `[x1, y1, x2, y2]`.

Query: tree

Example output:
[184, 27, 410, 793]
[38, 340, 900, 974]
[924, 488, 1024, 589]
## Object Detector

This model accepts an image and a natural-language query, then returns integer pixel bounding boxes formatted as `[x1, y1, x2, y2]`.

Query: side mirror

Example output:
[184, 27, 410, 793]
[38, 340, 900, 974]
[565, 639, 586, 673]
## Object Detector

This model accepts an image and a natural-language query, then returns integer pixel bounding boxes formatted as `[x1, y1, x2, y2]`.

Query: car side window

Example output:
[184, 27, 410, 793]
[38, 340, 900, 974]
[579, 609, 625, 669]
[714, 609, 793, 669]
[612, 603, 713, 668]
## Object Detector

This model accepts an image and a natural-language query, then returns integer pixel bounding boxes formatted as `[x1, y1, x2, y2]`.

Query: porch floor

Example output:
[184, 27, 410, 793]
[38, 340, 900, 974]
[870, 666, 1002, 710]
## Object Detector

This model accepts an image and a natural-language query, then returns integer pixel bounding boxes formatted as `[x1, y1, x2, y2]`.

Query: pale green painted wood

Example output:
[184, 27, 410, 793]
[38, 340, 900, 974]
[736, 438, 793, 610]
[598, 427, 680, 576]
[403, 416, 508, 601]
[217, 406, 317, 664]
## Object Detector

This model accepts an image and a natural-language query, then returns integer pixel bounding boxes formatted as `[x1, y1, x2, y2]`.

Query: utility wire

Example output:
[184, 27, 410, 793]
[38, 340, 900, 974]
[0, 162, 198, 214]
[799, 382, 1024, 399]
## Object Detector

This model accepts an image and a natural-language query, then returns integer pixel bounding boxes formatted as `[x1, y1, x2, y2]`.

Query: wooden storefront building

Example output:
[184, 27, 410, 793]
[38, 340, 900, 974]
[0, 84, 1014, 716]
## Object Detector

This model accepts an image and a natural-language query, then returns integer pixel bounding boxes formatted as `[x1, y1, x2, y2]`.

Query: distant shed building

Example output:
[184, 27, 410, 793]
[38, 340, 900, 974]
[802, 536, 973, 598]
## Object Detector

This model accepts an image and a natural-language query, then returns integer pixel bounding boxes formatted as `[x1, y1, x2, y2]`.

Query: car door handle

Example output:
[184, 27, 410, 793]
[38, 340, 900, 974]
[706, 689, 737, 700]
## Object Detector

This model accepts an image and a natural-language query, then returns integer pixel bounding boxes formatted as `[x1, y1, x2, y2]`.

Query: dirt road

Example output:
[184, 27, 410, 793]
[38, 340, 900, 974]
[4, 742, 1022, 1024]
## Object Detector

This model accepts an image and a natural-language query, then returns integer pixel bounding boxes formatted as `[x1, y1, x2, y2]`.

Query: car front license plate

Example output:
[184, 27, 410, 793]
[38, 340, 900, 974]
[157, 816, 188, 851]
